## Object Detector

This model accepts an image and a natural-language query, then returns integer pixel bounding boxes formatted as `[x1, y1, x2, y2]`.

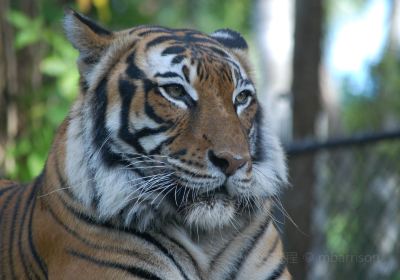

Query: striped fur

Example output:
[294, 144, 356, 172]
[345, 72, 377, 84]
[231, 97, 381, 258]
[0, 10, 291, 279]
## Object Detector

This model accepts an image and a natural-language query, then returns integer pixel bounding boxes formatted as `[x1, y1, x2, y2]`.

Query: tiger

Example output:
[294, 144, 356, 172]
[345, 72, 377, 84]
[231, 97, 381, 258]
[0, 9, 291, 280]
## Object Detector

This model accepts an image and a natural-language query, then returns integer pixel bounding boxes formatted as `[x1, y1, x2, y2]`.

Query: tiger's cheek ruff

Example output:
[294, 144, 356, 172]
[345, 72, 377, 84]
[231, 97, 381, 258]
[65, 82, 183, 231]
[64, 45, 196, 231]
[247, 126, 287, 207]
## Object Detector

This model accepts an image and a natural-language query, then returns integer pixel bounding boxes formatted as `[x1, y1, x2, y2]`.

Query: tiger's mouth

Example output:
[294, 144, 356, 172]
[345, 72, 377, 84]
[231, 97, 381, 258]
[170, 183, 232, 208]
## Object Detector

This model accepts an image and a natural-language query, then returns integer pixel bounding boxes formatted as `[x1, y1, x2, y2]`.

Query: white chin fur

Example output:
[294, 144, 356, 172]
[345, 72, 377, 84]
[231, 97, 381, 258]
[183, 199, 236, 230]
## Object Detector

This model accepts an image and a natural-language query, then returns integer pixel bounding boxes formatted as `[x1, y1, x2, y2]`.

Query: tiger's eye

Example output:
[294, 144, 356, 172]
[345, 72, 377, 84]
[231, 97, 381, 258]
[235, 90, 251, 105]
[162, 84, 186, 99]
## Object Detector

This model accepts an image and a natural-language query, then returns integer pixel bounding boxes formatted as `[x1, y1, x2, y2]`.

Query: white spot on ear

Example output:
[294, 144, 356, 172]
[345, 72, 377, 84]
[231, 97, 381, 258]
[210, 29, 248, 50]
[211, 30, 234, 40]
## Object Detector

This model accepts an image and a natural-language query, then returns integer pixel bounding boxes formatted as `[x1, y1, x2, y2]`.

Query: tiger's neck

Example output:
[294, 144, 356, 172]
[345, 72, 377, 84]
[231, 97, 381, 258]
[32, 117, 280, 278]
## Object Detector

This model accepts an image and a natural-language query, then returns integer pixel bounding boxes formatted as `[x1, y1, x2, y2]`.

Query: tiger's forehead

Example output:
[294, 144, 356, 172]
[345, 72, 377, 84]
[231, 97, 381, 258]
[127, 26, 250, 85]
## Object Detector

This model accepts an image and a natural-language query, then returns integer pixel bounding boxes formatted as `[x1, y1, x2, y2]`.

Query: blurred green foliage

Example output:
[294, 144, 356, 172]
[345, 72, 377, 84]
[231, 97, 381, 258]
[342, 49, 400, 133]
[4, 0, 251, 181]
[5, 8, 79, 180]
[322, 141, 400, 279]
[328, 2, 400, 277]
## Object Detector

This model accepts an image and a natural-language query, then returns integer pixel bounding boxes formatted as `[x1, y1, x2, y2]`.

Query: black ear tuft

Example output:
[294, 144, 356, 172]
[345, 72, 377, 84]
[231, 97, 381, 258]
[63, 9, 112, 54]
[64, 8, 111, 37]
[63, 9, 114, 84]
[211, 29, 248, 50]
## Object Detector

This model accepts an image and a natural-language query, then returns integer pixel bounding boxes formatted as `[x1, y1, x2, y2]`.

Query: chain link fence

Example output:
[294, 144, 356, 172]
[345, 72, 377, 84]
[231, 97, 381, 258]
[285, 131, 400, 279]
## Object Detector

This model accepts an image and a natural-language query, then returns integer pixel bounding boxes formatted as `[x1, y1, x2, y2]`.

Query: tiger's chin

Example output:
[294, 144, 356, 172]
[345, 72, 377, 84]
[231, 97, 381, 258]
[182, 195, 237, 230]
[170, 184, 253, 231]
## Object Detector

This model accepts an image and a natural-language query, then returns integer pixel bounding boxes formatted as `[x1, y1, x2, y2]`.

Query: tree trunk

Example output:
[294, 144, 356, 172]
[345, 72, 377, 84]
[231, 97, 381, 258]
[253, 0, 294, 142]
[0, 0, 19, 177]
[284, 0, 324, 279]
[388, 0, 400, 51]
[0, 0, 40, 177]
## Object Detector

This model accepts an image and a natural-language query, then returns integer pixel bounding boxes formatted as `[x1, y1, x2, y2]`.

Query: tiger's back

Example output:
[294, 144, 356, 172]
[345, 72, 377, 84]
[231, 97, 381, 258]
[0, 179, 47, 279]
[0, 9, 291, 280]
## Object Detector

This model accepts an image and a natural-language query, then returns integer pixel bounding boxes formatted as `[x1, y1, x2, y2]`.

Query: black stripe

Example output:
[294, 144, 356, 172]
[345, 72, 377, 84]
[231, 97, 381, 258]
[182, 66, 190, 84]
[146, 35, 177, 49]
[82, 54, 100, 65]
[91, 79, 132, 167]
[215, 36, 248, 49]
[169, 149, 187, 159]
[72, 11, 111, 36]
[68, 250, 163, 280]
[47, 202, 151, 264]
[263, 236, 279, 264]
[196, 63, 202, 80]
[118, 78, 144, 153]
[164, 235, 202, 279]
[134, 126, 170, 139]
[241, 79, 252, 86]
[0, 187, 20, 279]
[209, 46, 229, 58]
[225, 217, 272, 280]
[92, 78, 110, 154]
[209, 230, 242, 269]
[28, 175, 48, 277]
[9, 186, 24, 279]
[253, 108, 265, 163]
[162, 46, 186, 56]
[234, 69, 240, 83]
[137, 27, 172, 37]
[99, 141, 133, 167]
[212, 29, 248, 49]
[171, 55, 185, 64]
[120, 123, 170, 155]
[80, 77, 89, 93]
[144, 83, 173, 125]
[0, 184, 17, 196]
[266, 259, 287, 280]
[126, 51, 145, 79]
[19, 184, 41, 279]
[183, 36, 219, 45]
[60, 200, 190, 280]
[137, 234, 190, 280]
[154, 72, 183, 79]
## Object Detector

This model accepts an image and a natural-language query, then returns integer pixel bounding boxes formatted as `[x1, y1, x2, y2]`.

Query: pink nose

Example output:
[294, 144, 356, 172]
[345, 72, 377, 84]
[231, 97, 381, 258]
[208, 150, 248, 176]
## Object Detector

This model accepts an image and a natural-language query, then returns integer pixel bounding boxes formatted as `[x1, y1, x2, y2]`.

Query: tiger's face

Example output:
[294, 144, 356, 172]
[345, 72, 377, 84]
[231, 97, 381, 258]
[64, 11, 287, 231]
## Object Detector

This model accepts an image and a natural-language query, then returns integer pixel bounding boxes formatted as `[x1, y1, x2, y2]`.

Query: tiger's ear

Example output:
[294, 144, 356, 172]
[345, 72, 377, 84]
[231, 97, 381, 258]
[210, 29, 251, 72]
[63, 9, 114, 80]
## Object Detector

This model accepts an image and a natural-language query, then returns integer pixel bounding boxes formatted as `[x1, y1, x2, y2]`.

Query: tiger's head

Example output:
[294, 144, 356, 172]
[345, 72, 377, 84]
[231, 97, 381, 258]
[63, 10, 287, 231]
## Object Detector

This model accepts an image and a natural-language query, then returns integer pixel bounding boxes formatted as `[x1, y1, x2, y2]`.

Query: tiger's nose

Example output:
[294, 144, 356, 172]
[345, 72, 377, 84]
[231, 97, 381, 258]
[208, 150, 248, 176]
